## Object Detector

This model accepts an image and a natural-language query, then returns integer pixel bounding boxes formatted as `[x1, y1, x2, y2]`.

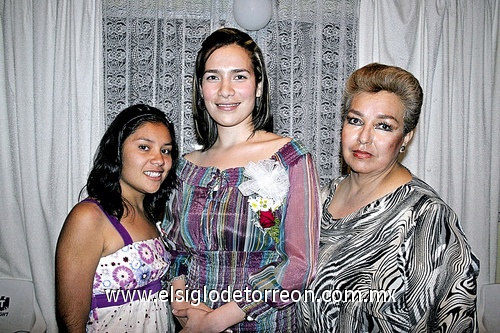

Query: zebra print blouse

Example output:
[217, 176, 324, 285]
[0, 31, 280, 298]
[299, 175, 479, 332]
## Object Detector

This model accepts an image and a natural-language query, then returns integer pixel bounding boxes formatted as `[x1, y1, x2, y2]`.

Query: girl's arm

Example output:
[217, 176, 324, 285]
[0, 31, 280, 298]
[55, 202, 105, 332]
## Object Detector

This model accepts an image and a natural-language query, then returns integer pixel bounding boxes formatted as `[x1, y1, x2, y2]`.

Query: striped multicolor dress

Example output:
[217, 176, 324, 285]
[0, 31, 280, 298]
[298, 175, 480, 332]
[164, 139, 320, 332]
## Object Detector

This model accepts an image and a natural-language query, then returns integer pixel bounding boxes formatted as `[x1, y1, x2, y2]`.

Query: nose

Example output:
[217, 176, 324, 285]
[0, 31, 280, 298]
[218, 78, 234, 98]
[358, 125, 373, 145]
[150, 150, 166, 166]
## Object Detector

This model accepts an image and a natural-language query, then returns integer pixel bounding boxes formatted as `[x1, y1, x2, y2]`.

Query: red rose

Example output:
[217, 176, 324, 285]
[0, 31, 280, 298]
[259, 210, 275, 228]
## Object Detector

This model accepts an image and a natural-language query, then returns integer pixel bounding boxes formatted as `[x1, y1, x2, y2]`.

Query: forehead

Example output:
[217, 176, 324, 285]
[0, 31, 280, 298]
[205, 44, 253, 70]
[128, 121, 171, 141]
[350, 91, 405, 119]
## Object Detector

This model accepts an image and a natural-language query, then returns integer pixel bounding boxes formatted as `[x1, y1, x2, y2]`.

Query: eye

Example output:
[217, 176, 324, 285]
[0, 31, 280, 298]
[161, 148, 171, 155]
[204, 74, 218, 81]
[376, 122, 394, 131]
[138, 144, 150, 151]
[234, 74, 248, 80]
[346, 116, 362, 126]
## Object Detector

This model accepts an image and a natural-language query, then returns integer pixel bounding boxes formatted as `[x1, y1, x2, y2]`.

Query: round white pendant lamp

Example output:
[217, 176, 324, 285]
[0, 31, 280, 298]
[233, 0, 273, 31]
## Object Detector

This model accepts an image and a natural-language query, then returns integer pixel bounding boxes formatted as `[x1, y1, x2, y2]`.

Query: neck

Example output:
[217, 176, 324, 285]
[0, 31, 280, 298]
[121, 192, 145, 217]
[346, 163, 410, 198]
[214, 125, 257, 149]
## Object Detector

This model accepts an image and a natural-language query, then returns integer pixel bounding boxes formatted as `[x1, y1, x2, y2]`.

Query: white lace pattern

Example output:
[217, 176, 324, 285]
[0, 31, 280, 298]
[102, 0, 359, 185]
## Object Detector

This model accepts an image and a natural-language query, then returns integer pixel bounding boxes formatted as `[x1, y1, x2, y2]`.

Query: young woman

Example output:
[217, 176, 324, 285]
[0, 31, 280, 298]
[164, 28, 320, 332]
[56, 104, 178, 332]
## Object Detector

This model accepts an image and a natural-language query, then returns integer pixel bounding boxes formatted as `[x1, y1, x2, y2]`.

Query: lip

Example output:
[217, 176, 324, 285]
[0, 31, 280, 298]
[216, 102, 240, 110]
[144, 170, 164, 180]
[352, 150, 373, 159]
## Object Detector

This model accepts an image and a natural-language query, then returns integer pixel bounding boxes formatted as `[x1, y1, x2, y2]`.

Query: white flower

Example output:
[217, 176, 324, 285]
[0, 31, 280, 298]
[248, 196, 279, 212]
[238, 159, 289, 205]
[248, 197, 263, 212]
[238, 160, 290, 244]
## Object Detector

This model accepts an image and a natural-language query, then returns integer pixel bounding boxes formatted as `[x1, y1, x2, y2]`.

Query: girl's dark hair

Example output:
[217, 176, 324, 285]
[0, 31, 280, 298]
[85, 104, 178, 222]
[192, 27, 272, 150]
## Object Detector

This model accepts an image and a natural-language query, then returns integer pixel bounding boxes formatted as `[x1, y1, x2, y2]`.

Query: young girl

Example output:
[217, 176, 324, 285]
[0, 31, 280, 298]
[165, 28, 320, 332]
[56, 104, 178, 332]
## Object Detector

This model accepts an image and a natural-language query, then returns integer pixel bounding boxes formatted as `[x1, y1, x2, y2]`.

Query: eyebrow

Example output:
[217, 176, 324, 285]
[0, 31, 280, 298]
[348, 109, 400, 123]
[135, 137, 173, 146]
[204, 68, 251, 74]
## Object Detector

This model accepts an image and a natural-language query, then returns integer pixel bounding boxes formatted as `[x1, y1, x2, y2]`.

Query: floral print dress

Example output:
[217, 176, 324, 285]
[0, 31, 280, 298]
[84, 198, 175, 333]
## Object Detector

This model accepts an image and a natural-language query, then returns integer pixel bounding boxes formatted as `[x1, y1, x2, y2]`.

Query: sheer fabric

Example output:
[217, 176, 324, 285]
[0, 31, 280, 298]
[358, 1, 500, 330]
[102, 0, 359, 185]
[0, 1, 104, 331]
[1, 1, 498, 332]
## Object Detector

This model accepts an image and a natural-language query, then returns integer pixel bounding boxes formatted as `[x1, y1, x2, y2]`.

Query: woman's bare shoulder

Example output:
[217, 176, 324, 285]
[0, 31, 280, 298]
[66, 200, 106, 224]
[258, 132, 292, 152]
[59, 200, 110, 244]
[184, 149, 203, 165]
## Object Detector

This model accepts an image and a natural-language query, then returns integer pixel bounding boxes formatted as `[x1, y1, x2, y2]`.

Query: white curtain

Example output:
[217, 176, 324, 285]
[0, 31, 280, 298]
[0, 1, 104, 331]
[2, 0, 498, 332]
[358, 0, 500, 330]
[102, 0, 359, 186]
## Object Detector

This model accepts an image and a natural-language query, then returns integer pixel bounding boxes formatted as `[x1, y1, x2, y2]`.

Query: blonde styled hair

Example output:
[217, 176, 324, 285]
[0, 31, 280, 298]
[341, 63, 423, 135]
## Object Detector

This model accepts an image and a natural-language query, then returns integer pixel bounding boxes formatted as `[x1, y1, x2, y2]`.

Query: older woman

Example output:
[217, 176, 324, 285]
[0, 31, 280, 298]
[299, 63, 479, 332]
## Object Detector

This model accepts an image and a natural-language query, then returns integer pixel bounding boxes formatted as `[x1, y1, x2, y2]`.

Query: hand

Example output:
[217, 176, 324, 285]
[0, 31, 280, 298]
[172, 302, 213, 329]
[172, 300, 213, 313]
[174, 307, 225, 333]
[170, 278, 212, 327]
[173, 302, 242, 333]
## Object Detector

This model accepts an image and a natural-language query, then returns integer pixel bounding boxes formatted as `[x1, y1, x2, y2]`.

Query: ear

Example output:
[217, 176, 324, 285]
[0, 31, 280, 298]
[403, 130, 414, 146]
[256, 81, 263, 98]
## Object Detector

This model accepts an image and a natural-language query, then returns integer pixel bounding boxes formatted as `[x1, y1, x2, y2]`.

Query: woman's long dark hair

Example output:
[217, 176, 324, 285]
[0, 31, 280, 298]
[85, 104, 178, 222]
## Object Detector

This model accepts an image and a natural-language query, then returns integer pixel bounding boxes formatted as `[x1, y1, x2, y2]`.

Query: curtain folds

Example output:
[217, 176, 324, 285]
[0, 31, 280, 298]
[1, 0, 498, 331]
[0, 1, 104, 331]
[358, 0, 500, 328]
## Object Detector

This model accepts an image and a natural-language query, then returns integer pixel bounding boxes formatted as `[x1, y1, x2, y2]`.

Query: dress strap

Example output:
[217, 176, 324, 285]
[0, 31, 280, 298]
[82, 198, 134, 246]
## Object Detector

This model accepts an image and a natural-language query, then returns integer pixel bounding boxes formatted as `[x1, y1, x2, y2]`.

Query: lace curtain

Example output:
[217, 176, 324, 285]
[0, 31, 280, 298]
[102, 0, 358, 185]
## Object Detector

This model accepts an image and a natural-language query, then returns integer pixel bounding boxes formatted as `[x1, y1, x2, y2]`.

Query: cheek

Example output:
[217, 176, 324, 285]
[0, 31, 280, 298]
[380, 138, 403, 156]
[341, 128, 355, 146]
[163, 157, 174, 173]
[388, 135, 404, 148]
[201, 85, 215, 100]
[120, 152, 133, 171]
[165, 156, 173, 169]
[236, 83, 258, 99]
[247, 87, 259, 100]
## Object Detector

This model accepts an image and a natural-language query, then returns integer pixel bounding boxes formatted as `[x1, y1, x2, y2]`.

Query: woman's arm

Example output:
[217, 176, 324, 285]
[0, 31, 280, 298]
[55, 202, 105, 332]
[407, 200, 479, 332]
[174, 301, 245, 333]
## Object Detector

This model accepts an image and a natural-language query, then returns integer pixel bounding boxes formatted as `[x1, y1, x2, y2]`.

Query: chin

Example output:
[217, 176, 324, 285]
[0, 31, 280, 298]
[145, 186, 161, 194]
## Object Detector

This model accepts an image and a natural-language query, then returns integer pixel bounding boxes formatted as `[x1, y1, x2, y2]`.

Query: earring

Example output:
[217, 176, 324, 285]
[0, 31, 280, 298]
[399, 145, 406, 153]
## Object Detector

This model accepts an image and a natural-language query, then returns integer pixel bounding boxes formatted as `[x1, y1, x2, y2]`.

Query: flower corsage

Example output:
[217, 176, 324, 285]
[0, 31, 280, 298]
[238, 159, 290, 244]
